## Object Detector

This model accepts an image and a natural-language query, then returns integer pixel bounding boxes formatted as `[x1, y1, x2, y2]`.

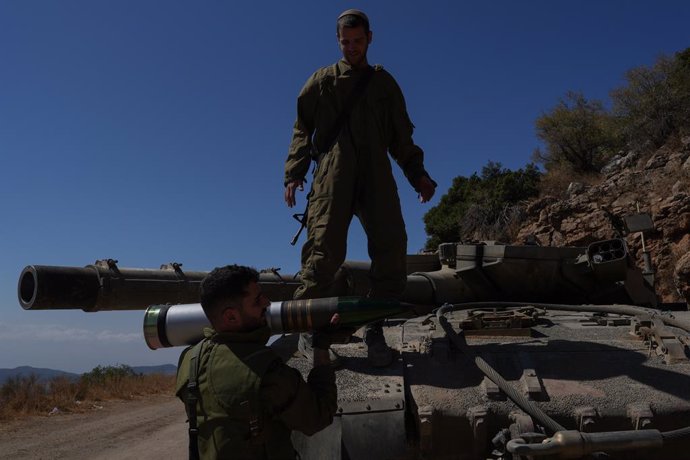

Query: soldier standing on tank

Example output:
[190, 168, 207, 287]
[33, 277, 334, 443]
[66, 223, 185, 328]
[176, 265, 338, 460]
[284, 9, 436, 367]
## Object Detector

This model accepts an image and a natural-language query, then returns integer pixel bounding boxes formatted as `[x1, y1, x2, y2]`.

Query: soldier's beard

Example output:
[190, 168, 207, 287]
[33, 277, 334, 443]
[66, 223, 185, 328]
[345, 47, 368, 69]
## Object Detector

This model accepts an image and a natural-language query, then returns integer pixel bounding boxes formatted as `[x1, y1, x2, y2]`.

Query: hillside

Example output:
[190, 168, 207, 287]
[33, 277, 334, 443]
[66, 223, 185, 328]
[515, 136, 690, 303]
[0, 366, 79, 383]
[0, 364, 176, 384]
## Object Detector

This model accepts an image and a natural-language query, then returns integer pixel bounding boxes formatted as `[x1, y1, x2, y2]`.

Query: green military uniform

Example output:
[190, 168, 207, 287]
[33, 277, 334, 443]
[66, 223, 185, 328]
[285, 59, 434, 300]
[176, 326, 337, 460]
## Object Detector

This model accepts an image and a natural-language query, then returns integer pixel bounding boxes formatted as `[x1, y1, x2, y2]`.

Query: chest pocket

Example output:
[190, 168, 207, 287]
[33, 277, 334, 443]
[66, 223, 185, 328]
[208, 345, 262, 412]
[208, 345, 281, 443]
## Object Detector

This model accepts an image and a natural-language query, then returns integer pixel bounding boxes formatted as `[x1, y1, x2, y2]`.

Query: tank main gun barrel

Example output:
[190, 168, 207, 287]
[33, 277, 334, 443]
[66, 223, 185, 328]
[143, 297, 413, 349]
[18, 238, 658, 312]
[18, 260, 305, 312]
[18, 259, 433, 311]
[18, 261, 209, 312]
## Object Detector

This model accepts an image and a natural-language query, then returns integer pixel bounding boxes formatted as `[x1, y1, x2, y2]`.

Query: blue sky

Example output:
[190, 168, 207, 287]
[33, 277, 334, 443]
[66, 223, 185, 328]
[1, 1, 688, 373]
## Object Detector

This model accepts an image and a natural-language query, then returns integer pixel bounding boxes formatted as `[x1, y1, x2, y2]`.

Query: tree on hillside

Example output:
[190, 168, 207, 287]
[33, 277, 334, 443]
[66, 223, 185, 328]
[423, 162, 540, 249]
[533, 92, 623, 173]
[611, 48, 690, 149]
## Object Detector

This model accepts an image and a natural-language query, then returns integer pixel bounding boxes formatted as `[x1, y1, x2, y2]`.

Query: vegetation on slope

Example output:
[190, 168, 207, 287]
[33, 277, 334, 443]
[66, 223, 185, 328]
[424, 47, 690, 248]
[0, 364, 175, 421]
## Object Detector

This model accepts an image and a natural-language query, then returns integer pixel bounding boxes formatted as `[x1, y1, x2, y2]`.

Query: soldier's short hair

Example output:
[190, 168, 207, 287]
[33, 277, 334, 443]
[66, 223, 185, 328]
[200, 265, 259, 322]
[337, 9, 370, 36]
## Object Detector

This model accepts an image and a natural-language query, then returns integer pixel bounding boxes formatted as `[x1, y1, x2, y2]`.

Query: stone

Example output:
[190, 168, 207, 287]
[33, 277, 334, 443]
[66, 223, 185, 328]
[674, 252, 690, 306]
[514, 139, 690, 303]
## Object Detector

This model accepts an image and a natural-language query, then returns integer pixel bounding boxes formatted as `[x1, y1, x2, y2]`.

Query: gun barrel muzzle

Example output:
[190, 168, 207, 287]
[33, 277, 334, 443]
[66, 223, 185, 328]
[18, 265, 100, 311]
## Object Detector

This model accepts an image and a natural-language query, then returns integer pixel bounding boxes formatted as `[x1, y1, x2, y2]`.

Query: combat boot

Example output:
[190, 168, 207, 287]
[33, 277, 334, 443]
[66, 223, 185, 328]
[363, 322, 393, 368]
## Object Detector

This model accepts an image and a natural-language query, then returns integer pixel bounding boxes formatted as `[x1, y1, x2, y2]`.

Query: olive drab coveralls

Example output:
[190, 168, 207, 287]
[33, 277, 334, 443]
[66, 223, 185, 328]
[176, 327, 337, 460]
[285, 59, 434, 300]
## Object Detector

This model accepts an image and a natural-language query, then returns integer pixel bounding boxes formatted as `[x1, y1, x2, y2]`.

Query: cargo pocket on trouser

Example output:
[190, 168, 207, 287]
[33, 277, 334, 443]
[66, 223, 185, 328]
[302, 195, 346, 288]
[312, 152, 333, 191]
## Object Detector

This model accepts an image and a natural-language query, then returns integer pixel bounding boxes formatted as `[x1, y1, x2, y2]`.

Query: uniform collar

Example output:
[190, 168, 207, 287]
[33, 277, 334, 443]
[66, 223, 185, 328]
[204, 326, 272, 344]
[338, 58, 371, 75]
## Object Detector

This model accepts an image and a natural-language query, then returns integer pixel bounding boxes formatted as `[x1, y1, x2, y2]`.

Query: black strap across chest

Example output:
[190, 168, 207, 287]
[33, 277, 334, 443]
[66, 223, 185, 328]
[186, 339, 206, 460]
[317, 64, 375, 154]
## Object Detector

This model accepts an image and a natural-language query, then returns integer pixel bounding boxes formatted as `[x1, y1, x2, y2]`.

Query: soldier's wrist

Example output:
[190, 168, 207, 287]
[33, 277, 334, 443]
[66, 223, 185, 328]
[313, 348, 330, 367]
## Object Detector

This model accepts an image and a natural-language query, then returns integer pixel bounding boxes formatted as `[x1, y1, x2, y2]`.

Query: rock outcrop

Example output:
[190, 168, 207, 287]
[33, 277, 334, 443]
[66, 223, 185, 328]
[675, 251, 690, 305]
[516, 137, 690, 303]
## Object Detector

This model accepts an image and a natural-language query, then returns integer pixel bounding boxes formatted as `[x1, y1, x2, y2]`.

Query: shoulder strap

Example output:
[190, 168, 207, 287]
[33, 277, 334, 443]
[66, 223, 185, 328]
[319, 65, 375, 154]
[186, 338, 207, 460]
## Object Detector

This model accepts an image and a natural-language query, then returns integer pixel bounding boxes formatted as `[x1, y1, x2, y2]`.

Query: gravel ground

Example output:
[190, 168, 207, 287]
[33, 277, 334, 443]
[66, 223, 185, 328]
[0, 394, 187, 460]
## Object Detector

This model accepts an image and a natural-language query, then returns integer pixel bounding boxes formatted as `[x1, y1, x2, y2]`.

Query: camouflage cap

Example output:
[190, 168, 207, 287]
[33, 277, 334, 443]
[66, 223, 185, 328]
[337, 9, 369, 22]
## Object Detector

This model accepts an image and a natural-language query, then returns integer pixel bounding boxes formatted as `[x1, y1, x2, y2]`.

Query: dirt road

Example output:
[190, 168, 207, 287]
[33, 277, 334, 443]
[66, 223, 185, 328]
[0, 394, 187, 460]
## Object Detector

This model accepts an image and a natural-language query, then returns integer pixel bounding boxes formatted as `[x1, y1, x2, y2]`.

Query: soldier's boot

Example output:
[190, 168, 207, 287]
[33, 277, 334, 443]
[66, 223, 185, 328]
[298, 332, 343, 368]
[364, 322, 394, 368]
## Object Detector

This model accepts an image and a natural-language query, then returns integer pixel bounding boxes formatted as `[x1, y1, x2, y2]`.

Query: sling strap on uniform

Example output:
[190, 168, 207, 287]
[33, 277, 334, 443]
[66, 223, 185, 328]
[186, 338, 207, 460]
[317, 63, 376, 155]
[290, 65, 377, 246]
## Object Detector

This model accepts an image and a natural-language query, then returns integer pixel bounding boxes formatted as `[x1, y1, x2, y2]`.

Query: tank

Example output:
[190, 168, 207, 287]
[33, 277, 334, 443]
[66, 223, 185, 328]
[17, 238, 690, 459]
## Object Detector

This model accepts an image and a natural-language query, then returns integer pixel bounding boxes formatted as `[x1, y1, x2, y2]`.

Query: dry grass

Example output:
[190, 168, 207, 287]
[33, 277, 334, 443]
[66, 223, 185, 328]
[0, 365, 175, 421]
[459, 202, 527, 243]
[538, 165, 603, 199]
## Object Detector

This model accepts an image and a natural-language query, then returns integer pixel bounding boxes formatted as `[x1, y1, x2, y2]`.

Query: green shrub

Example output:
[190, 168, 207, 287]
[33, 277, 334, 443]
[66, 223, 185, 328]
[611, 48, 690, 150]
[534, 92, 623, 173]
[423, 162, 540, 249]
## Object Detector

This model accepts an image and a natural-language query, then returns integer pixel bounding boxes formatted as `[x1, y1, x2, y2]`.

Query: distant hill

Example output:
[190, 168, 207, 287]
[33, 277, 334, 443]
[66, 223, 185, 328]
[0, 364, 177, 384]
[0, 366, 79, 383]
[131, 364, 177, 376]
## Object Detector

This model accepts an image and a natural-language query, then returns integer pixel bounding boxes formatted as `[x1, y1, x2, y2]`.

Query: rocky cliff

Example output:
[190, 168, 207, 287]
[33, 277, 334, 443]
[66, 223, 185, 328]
[515, 137, 690, 304]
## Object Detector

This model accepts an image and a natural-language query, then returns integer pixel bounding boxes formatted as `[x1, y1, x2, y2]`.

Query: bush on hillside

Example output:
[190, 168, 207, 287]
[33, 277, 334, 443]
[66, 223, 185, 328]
[611, 48, 690, 150]
[423, 162, 540, 249]
[425, 48, 690, 248]
[0, 365, 175, 421]
[533, 92, 623, 173]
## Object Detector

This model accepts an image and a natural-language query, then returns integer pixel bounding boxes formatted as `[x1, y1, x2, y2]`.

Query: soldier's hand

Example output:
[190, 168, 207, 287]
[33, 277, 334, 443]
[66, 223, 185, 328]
[312, 313, 348, 349]
[329, 313, 341, 328]
[417, 175, 436, 203]
[284, 180, 304, 208]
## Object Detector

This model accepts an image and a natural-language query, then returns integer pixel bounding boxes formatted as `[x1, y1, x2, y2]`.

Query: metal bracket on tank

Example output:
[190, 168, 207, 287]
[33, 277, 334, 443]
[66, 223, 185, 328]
[520, 368, 543, 399]
[585, 312, 631, 327]
[468, 406, 489, 458]
[634, 316, 689, 364]
[260, 267, 286, 284]
[631, 315, 653, 336]
[574, 406, 598, 432]
[460, 308, 538, 337]
[418, 405, 434, 456]
[160, 262, 185, 275]
[628, 403, 654, 430]
[651, 319, 688, 364]
[93, 259, 122, 292]
[94, 258, 121, 274]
